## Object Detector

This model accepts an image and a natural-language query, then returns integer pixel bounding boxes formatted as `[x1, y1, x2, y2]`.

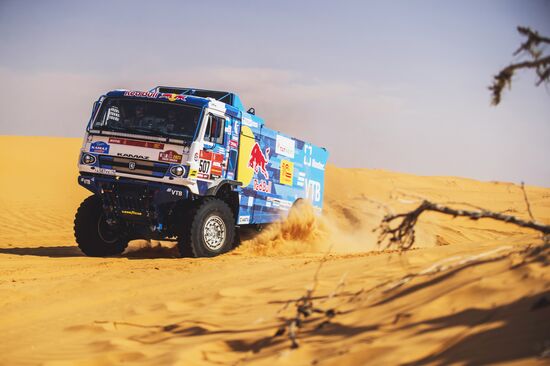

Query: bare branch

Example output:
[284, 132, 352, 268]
[490, 56, 550, 105]
[514, 26, 550, 57]
[490, 26, 550, 105]
[377, 200, 550, 250]
[520, 182, 535, 222]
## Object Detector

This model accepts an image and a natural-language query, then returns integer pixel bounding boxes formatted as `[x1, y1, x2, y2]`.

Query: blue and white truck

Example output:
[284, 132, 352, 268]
[75, 87, 328, 257]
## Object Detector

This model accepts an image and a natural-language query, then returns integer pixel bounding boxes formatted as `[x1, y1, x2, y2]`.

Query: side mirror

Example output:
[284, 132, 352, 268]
[247, 107, 255, 115]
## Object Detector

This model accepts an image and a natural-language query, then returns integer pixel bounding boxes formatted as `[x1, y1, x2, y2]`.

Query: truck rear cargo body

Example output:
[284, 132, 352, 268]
[75, 87, 328, 257]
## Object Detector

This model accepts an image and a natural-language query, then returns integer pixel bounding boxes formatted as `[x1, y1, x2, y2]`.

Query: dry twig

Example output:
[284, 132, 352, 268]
[377, 200, 550, 250]
[273, 250, 339, 349]
[520, 182, 535, 221]
[490, 26, 550, 105]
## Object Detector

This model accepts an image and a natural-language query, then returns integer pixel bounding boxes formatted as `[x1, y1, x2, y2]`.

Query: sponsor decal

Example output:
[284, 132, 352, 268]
[96, 167, 116, 175]
[229, 139, 238, 149]
[197, 150, 212, 179]
[79, 177, 92, 185]
[109, 137, 164, 149]
[242, 118, 259, 128]
[159, 93, 187, 102]
[194, 152, 199, 161]
[280, 160, 294, 186]
[248, 142, 270, 179]
[158, 150, 182, 163]
[117, 152, 149, 160]
[106, 107, 120, 122]
[253, 179, 272, 193]
[210, 153, 224, 178]
[90, 141, 110, 154]
[196, 150, 225, 179]
[188, 169, 198, 179]
[121, 210, 142, 216]
[200, 150, 212, 160]
[311, 158, 325, 171]
[304, 144, 313, 166]
[166, 187, 183, 197]
[276, 135, 295, 158]
[123, 91, 158, 98]
[238, 216, 250, 225]
[297, 171, 306, 187]
[266, 197, 293, 210]
[305, 179, 322, 203]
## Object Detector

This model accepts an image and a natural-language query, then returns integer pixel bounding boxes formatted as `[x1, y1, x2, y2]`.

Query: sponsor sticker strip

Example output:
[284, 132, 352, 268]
[109, 137, 164, 149]
[158, 150, 183, 163]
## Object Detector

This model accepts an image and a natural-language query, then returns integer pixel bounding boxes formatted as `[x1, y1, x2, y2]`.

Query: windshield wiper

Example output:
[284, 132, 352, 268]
[125, 127, 155, 135]
[104, 126, 127, 132]
[162, 131, 194, 139]
[141, 127, 194, 140]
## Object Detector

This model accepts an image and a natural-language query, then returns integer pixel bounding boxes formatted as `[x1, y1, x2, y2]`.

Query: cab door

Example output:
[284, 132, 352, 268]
[199, 113, 230, 180]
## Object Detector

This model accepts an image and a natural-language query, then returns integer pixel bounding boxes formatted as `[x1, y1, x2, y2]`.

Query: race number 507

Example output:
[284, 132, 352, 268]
[199, 159, 211, 173]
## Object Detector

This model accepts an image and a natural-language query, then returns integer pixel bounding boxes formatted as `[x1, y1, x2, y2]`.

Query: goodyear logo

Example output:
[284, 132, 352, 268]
[121, 210, 142, 216]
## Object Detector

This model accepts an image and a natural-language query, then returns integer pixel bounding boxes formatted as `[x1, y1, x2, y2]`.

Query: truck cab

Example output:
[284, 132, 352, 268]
[75, 87, 328, 257]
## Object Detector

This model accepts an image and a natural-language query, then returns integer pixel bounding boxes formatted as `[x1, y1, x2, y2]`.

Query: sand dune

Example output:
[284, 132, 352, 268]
[0, 135, 549, 365]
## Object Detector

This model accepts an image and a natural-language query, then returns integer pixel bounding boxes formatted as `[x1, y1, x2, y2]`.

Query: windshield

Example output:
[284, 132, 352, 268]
[91, 97, 202, 140]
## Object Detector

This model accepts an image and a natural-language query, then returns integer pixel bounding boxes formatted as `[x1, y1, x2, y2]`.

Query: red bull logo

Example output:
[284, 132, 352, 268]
[248, 142, 270, 179]
[160, 93, 187, 102]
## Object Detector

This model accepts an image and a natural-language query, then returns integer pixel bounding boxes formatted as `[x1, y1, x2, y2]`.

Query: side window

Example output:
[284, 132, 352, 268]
[204, 114, 225, 145]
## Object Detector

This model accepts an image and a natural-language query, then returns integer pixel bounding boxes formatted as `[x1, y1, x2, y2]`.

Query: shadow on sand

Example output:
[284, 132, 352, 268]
[400, 290, 550, 365]
[0, 246, 84, 257]
[0, 243, 181, 259]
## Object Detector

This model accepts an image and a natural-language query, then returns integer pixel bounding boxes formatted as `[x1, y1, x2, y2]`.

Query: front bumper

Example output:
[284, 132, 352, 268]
[78, 173, 191, 227]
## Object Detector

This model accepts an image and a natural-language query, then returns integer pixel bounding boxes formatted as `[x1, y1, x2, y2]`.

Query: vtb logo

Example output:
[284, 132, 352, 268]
[248, 142, 270, 179]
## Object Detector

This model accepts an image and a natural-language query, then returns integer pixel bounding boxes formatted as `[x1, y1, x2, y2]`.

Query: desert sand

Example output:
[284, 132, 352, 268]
[0, 135, 549, 365]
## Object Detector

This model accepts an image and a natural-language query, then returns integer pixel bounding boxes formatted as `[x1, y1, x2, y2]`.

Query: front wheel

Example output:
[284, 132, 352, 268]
[74, 195, 129, 257]
[178, 198, 235, 257]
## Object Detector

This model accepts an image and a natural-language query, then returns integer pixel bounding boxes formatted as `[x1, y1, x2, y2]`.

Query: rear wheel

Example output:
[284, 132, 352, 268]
[74, 195, 129, 257]
[177, 198, 235, 257]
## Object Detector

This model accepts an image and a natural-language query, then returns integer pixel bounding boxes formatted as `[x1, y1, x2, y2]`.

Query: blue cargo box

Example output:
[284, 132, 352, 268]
[235, 114, 328, 225]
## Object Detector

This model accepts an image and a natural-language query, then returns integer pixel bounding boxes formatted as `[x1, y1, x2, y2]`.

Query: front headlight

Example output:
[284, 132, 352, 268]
[170, 165, 185, 177]
[81, 153, 96, 165]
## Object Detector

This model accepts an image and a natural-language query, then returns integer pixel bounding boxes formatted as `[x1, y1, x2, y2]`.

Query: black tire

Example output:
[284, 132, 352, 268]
[177, 198, 235, 258]
[74, 195, 129, 257]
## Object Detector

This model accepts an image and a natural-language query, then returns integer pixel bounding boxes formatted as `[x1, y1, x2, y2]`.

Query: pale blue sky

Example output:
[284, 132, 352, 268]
[1, 0, 549, 185]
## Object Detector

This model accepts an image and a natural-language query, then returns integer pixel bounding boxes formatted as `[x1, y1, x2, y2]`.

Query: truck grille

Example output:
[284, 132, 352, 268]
[98, 155, 169, 178]
[101, 183, 154, 220]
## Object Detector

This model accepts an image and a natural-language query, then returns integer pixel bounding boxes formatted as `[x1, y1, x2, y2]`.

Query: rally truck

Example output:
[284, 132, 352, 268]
[75, 87, 328, 257]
